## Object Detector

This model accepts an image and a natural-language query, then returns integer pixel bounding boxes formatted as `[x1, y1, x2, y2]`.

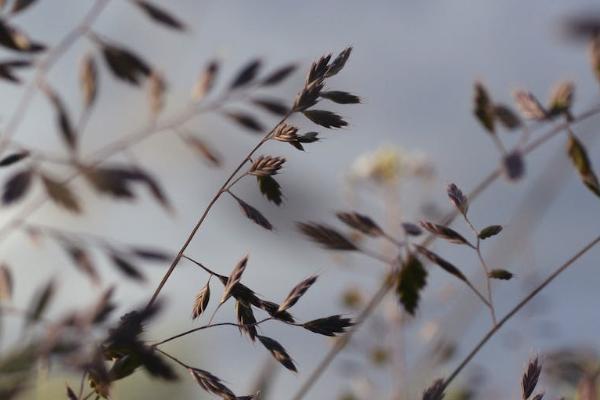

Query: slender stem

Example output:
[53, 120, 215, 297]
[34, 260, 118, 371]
[181, 255, 223, 278]
[145, 111, 292, 308]
[154, 348, 192, 369]
[442, 234, 600, 390]
[292, 278, 394, 400]
[290, 110, 600, 400]
[464, 216, 497, 324]
[474, 245, 497, 324]
[462, 279, 492, 309]
[381, 232, 405, 249]
[81, 391, 95, 400]
[152, 318, 273, 347]
[358, 247, 397, 265]
[78, 370, 88, 399]
[0, 0, 111, 155]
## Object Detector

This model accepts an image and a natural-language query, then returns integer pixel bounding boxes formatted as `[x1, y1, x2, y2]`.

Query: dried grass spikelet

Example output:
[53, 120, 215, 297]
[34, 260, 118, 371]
[414, 245, 467, 282]
[252, 97, 289, 116]
[326, 47, 352, 78]
[249, 155, 285, 177]
[148, 70, 166, 117]
[297, 222, 357, 251]
[589, 35, 600, 83]
[79, 53, 97, 109]
[192, 60, 218, 101]
[225, 111, 264, 132]
[134, 1, 186, 31]
[473, 81, 495, 133]
[65, 245, 99, 285]
[307, 54, 331, 84]
[273, 123, 319, 151]
[2, 167, 34, 205]
[303, 109, 347, 129]
[522, 357, 542, 400]
[402, 222, 423, 236]
[235, 300, 257, 341]
[66, 385, 77, 400]
[189, 368, 236, 400]
[0, 19, 45, 53]
[293, 78, 324, 111]
[0, 264, 12, 300]
[257, 335, 297, 372]
[262, 63, 296, 85]
[256, 299, 295, 323]
[320, 90, 360, 104]
[44, 87, 77, 151]
[41, 173, 81, 214]
[513, 90, 547, 120]
[183, 135, 221, 167]
[547, 81, 574, 117]
[447, 183, 468, 216]
[0, 59, 31, 84]
[419, 221, 469, 245]
[0, 151, 29, 167]
[494, 104, 521, 130]
[336, 212, 383, 237]
[302, 315, 353, 336]
[99, 40, 151, 85]
[567, 132, 600, 197]
[274, 123, 298, 141]
[231, 193, 273, 230]
[230, 59, 261, 89]
[278, 275, 318, 312]
[191, 281, 210, 319]
[221, 255, 249, 304]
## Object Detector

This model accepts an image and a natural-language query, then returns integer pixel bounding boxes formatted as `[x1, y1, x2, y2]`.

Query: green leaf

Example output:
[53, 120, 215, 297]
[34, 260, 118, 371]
[478, 225, 503, 240]
[257, 176, 283, 205]
[567, 132, 600, 197]
[395, 256, 427, 315]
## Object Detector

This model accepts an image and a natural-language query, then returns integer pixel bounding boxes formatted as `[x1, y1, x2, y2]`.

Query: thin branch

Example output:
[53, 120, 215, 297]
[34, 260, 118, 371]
[358, 247, 397, 265]
[442, 234, 600, 390]
[462, 279, 492, 309]
[77, 370, 88, 399]
[292, 278, 394, 400]
[152, 318, 274, 347]
[381, 232, 406, 249]
[181, 255, 222, 277]
[464, 215, 497, 325]
[154, 348, 192, 369]
[145, 110, 292, 308]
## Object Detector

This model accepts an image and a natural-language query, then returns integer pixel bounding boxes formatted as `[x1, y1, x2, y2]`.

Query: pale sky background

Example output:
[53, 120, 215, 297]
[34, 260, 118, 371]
[0, 1, 599, 399]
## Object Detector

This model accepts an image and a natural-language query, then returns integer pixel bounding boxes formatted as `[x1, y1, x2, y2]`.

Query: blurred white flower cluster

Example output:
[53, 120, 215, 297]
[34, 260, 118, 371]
[348, 145, 435, 185]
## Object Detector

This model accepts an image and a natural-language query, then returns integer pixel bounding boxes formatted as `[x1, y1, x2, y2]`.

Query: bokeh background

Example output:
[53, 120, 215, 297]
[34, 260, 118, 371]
[1, 0, 599, 399]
